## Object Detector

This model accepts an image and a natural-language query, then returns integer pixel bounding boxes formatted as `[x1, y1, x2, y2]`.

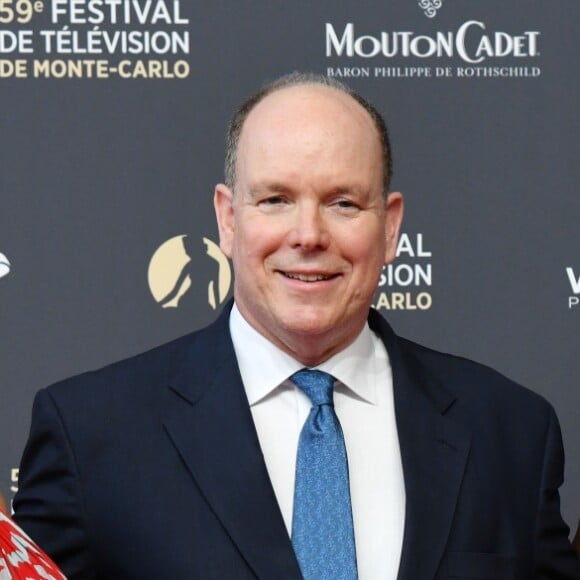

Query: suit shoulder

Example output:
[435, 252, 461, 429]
[369, 308, 551, 415]
[45, 321, 220, 403]
[397, 334, 552, 415]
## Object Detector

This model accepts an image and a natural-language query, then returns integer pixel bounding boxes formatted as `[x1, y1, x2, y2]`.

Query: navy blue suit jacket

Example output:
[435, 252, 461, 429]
[14, 305, 580, 579]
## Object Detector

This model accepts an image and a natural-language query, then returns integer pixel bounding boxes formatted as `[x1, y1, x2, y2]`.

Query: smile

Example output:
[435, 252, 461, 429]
[282, 272, 337, 282]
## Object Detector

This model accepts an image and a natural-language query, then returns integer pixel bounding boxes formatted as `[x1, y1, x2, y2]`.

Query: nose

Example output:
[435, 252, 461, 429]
[287, 201, 330, 251]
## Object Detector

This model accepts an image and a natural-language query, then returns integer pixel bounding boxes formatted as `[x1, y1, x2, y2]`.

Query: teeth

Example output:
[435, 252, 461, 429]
[285, 273, 332, 282]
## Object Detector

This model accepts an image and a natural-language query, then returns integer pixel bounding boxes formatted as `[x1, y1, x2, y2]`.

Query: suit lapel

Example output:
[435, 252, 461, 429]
[162, 306, 470, 579]
[369, 311, 471, 580]
[161, 306, 302, 580]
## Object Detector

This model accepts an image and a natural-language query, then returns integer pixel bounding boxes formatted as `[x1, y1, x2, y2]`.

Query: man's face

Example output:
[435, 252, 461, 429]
[215, 85, 403, 364]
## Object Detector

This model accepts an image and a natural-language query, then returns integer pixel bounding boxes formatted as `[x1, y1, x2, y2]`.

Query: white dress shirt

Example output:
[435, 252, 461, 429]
[229, 305, 405, 580]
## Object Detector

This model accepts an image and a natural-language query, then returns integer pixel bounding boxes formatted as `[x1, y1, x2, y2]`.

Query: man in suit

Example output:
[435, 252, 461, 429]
[14, 73, 580, 579]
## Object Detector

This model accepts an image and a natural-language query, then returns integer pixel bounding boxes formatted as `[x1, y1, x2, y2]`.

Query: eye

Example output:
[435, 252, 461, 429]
[332, 198, 361, 214]
[261, 195, 286, 205]
[257, 194, 291, 212]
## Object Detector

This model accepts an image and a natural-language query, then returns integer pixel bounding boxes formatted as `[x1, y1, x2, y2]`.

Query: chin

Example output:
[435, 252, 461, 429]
[279, 309, 340, 337]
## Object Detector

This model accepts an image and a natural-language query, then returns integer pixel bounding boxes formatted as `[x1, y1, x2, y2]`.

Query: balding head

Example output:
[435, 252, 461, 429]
[224, 72, 393, 196]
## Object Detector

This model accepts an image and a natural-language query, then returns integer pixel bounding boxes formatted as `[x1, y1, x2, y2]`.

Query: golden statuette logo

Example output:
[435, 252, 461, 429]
[148, 235, 231, 310]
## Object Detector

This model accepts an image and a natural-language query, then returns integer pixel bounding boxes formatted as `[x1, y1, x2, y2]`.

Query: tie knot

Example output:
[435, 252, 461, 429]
[290, 369, 335, 406]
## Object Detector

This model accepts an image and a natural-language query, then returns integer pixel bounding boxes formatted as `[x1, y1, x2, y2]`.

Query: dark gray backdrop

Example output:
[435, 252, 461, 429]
[1, 0, 578, 532]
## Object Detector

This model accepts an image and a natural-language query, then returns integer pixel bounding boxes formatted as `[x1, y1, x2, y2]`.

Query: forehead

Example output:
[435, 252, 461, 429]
[236, 85, 382, 181]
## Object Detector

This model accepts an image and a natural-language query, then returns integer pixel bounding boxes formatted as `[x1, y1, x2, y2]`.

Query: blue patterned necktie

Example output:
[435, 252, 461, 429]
[290, 369, 358, 580]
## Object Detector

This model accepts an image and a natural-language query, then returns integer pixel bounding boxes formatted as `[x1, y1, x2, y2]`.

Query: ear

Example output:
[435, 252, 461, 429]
[384, 191, 404, 264]
[214, 183, 235, 258]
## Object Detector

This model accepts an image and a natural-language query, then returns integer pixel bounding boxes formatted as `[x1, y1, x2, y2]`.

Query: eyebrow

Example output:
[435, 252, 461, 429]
[248, 182, 294, 196]
[249, 182, 366, 198]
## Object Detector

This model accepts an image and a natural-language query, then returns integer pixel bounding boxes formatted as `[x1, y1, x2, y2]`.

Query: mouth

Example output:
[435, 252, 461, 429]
[280, 272, 338, 282]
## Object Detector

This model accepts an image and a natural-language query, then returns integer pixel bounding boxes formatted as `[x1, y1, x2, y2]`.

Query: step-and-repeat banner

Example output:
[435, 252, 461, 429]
[1, 1, 578, 529]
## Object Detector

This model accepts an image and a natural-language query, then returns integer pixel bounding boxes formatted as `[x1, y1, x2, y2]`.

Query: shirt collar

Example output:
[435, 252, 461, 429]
[229, 304, 379, 406]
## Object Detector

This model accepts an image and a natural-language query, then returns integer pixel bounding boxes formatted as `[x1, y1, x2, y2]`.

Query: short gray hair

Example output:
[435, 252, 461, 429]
[224, 72, 393, 195]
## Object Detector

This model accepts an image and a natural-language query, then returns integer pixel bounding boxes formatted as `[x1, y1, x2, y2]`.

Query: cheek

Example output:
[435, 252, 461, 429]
[233, 226, 282, 270]
[243, 220, 287, 258]
[342, 229, 385, 266]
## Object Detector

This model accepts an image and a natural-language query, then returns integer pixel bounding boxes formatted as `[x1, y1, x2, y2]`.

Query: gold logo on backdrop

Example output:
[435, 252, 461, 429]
[147, 235, 231, 310]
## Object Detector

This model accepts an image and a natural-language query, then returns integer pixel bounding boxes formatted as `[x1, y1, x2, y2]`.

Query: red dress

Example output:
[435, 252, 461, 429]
[0, 511, 66, 579]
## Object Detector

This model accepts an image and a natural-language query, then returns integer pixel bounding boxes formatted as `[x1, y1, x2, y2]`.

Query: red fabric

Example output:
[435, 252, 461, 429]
[0, 511, 66, 579]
